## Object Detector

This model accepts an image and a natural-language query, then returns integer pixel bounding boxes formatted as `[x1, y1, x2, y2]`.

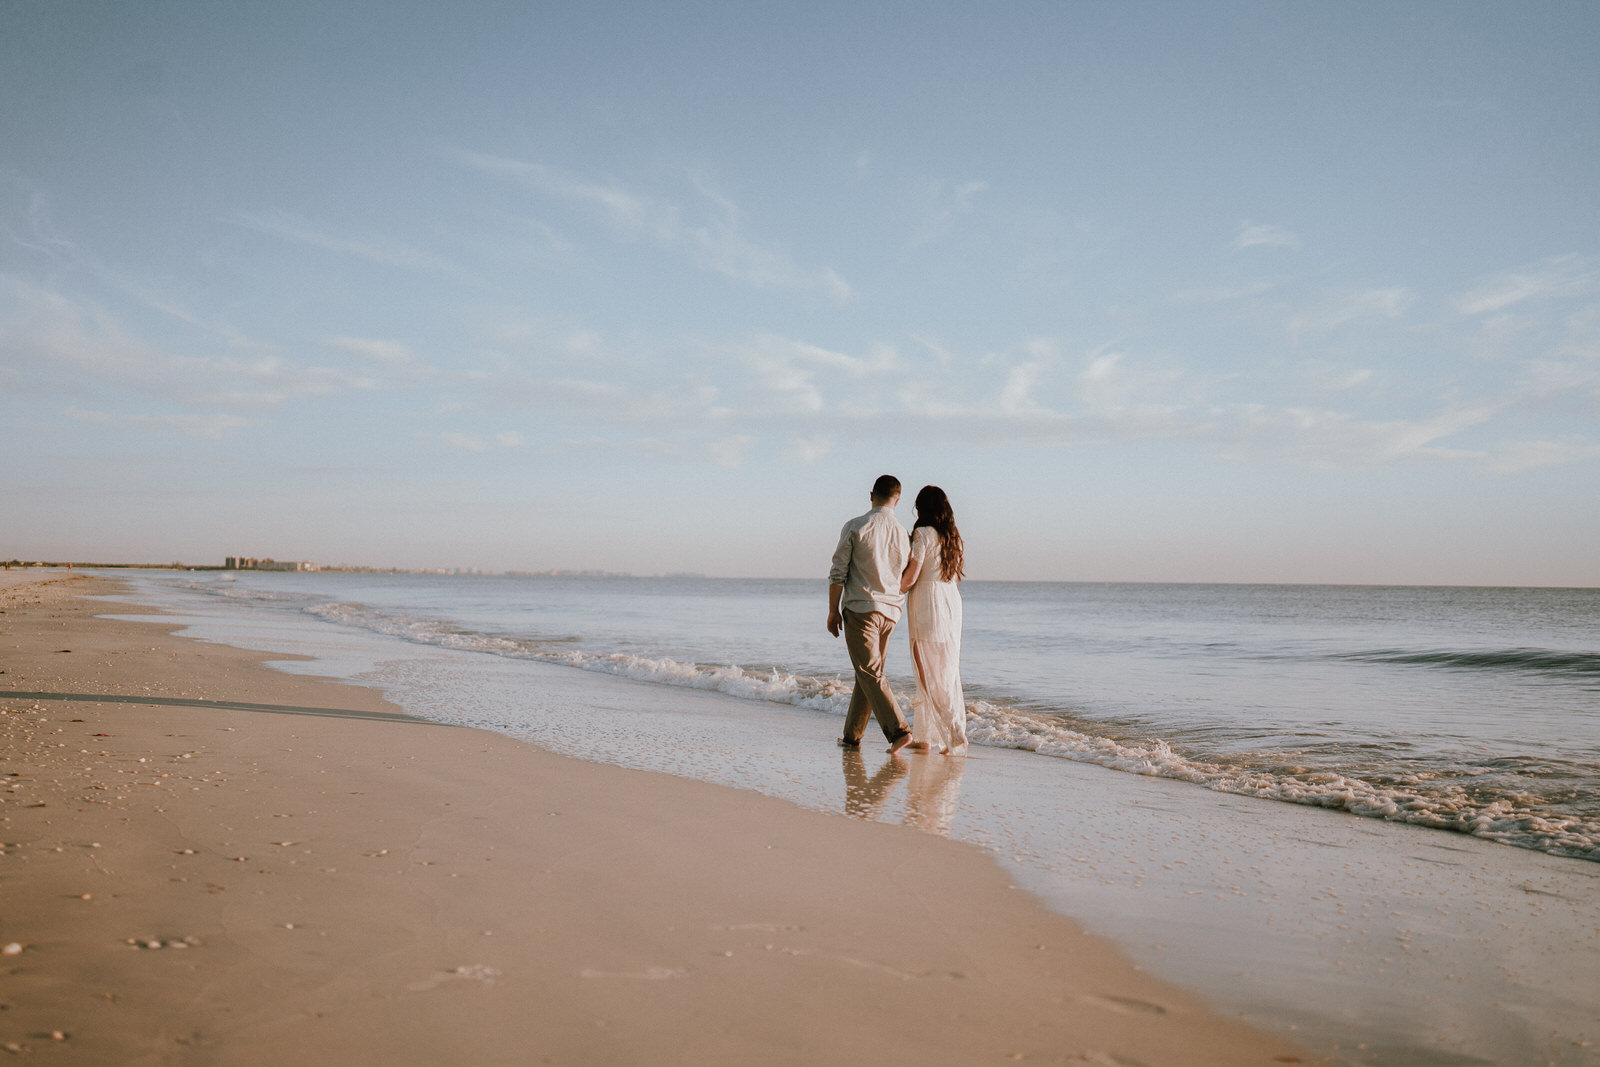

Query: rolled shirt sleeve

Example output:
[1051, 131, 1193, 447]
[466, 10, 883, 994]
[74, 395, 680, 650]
[829, 522, 855, 588]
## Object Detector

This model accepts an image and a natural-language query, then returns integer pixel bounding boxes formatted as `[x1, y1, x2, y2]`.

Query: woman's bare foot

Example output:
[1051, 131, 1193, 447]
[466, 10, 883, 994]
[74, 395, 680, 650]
[906, 741, 930, 751]
[939, 746, 951, 755]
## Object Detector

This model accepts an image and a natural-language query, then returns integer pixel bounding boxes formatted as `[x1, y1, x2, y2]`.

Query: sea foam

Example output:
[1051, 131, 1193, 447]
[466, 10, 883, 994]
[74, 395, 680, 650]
[292, 596, 1600, 862]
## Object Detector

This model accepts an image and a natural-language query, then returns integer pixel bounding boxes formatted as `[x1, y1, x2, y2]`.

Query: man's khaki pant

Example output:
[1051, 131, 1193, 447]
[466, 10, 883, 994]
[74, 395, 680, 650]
[841, 609, 910, 745]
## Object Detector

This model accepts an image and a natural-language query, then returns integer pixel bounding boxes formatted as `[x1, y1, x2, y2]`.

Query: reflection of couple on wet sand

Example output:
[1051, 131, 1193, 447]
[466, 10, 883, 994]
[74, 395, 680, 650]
[827, 474, 967, 756]
[841, 745, 967, 835]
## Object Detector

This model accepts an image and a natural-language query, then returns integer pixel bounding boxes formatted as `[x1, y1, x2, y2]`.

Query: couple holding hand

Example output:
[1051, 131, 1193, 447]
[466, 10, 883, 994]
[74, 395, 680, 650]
[827, 475, 967, 756]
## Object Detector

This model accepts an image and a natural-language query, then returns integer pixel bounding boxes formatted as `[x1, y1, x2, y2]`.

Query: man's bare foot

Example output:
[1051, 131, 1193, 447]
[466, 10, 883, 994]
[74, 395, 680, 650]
[906, 741, 930, 751]
[837, 737, 861, 749]
[887, 732, 912, 754]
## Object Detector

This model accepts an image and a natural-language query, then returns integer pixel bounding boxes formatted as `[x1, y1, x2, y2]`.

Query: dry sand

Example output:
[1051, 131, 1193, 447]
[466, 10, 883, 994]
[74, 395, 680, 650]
[0, 575, 1314, 1065]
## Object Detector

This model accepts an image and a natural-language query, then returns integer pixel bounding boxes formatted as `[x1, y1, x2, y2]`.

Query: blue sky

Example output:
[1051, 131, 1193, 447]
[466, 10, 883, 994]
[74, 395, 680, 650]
[3, 1, 1597, 584]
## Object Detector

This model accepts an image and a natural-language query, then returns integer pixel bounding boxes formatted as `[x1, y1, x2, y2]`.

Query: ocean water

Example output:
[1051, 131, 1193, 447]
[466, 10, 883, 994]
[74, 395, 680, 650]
[127, 572, 1599, 862]
[95, 570, 1600, 1066]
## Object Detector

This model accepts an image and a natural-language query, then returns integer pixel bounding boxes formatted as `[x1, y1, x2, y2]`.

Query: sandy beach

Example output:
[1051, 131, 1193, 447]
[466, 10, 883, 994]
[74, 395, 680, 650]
[0, 573, 1313, 1065]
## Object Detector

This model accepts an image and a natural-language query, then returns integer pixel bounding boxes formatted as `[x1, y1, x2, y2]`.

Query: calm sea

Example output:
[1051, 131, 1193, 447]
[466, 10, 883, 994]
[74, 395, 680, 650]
[118, 571, 1599, 863]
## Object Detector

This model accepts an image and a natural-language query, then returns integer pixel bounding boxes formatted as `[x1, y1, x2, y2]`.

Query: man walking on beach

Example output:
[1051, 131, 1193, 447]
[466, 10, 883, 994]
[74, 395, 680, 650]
[828, 474, 914, 753]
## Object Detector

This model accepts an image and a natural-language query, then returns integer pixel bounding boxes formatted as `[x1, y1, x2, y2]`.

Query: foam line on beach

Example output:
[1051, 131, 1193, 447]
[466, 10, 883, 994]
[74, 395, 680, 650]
[269, 593, 1600, 862]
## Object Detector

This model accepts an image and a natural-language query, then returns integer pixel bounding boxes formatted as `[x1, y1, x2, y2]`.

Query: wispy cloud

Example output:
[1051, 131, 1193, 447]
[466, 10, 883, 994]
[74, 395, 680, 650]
[0, 277, 381, 412]
[1231, 401, 1502, 466]
[2, 182, 267, 352]
[450, 317, 725, 426]
[911, 334, 956, 365]
[0, 185, 79, 262]
[1489, 437, 1600, 473]
[1233, 222, 1299, 250]
[888, 374, 1511, 470]
[1302, 362, 1374, 393]
[720, 330, 1588, 474]
[1174, 281, 1275, 305]
[454, 151, 853, 302]
[416, 429, 525, 454]
[998, 347, 1055, 414]
[320, 335, 433, 384]
[58, 248, 1564, 478]
[909, 179, 989, 247]
[446, 316, 1521, 470]
[1455, 254, 1597, 317]
[457, 156, 666, 239]
[1287, 287, 1414, 340]
[706, 434, 757, 469]
[435, 432, 489, 453]
[234, 211, 470, 280]
[789, 434, 832, 463]
[64, 407, 256, 439]
[731, 334, 897, 414]
[322, 336, 420, 367]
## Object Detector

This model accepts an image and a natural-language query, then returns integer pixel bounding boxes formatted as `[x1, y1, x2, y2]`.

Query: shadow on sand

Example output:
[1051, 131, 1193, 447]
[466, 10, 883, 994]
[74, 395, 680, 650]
[0, 691, 457, 727]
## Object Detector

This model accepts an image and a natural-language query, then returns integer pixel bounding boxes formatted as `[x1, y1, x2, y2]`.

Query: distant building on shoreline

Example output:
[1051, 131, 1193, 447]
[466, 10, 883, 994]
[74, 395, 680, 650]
[224, 557, 317, 572]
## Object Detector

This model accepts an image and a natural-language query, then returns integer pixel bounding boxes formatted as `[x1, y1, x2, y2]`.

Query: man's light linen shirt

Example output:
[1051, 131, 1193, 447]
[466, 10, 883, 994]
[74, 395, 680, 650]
[829, 506, 911, 622]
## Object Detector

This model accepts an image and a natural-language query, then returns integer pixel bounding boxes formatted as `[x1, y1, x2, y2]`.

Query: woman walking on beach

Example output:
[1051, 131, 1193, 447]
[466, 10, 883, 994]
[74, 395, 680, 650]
[900, 486, 967, 755]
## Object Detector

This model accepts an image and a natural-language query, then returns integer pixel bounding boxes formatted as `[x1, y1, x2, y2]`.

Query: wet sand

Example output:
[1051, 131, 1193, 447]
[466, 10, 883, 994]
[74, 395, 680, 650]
[0, 574, 1312, 1065]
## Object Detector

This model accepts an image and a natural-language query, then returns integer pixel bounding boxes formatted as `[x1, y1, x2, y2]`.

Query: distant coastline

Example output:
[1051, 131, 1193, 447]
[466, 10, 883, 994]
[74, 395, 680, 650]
[0, 559, 700, 579]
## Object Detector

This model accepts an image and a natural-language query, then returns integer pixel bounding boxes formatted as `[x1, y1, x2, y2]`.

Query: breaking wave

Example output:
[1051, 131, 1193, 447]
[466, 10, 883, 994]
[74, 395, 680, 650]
[291, 597, 1600, 863]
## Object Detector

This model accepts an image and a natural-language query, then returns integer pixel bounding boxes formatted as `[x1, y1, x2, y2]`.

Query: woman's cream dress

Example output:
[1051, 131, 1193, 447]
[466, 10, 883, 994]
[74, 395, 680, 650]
[906, 526, 967, 753]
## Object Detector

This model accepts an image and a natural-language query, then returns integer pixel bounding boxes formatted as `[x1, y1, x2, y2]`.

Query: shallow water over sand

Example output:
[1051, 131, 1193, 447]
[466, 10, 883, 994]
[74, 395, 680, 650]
[132, 572, 1600, 860]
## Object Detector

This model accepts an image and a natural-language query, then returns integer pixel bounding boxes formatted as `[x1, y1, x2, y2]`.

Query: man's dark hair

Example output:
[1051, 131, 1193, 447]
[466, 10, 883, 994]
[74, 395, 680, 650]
[871, 474, 901, 501]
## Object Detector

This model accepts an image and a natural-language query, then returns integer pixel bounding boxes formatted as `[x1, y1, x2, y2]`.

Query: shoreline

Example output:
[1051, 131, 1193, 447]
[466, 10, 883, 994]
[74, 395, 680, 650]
[0, 574, 1311, 1065]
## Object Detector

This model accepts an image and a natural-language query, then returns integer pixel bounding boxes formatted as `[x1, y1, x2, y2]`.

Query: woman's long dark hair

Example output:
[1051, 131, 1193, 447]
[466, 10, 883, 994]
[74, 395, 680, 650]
[912, 485, 964, 582]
